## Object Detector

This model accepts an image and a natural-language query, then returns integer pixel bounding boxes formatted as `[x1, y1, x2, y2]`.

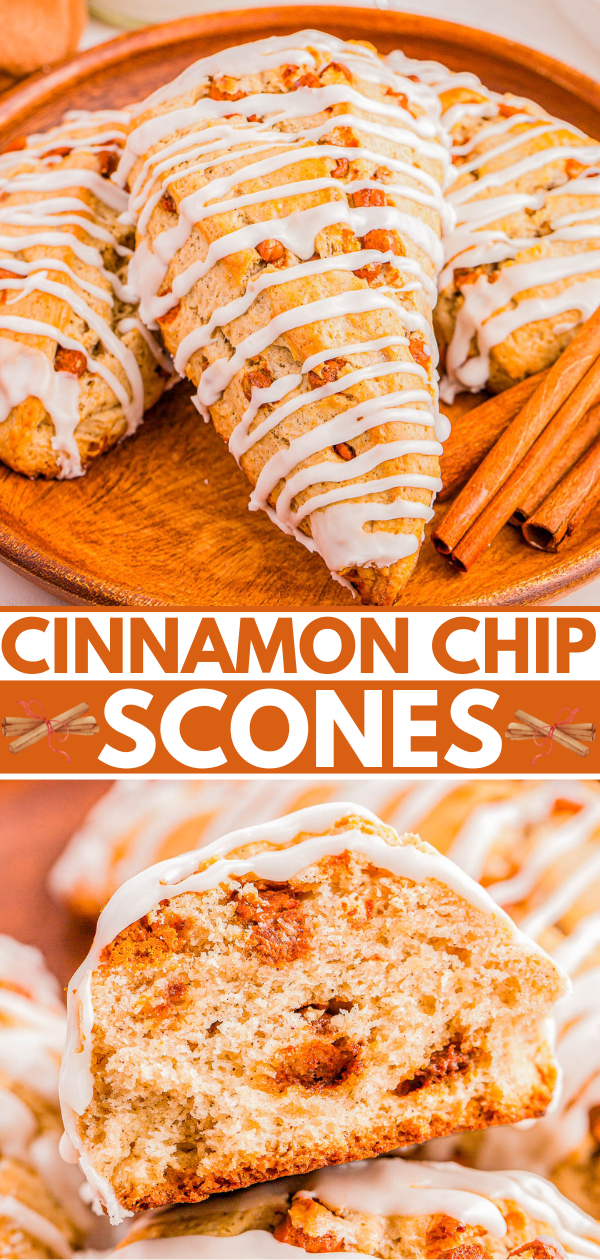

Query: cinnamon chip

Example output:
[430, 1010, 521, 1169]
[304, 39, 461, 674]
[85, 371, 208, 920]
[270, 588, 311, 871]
[160, 191, 176, 214]
[409, 336, 431, 368]
[53, 347, 87, 377]
[209, 77, 245, 101]
[257, 239, 285, 263]
[231, 881, 310, 964]
[98, 149, 119, 179]
[308, 358, 346, 388]
[352, 187, 385, 207]
[320, 61, 352, 82]
[276, 1036, 361, 1091]
[242, 364, 273, 399]
[353, 261, 382, 282]
[396, 1040, 471, 1095]
[330, 157, 349, 179]
[361, 228, 403, 256]
[282, 64, 320, 89]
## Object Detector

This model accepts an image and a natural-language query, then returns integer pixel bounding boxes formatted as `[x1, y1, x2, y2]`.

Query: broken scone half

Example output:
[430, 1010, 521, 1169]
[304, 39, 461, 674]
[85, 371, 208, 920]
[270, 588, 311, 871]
[110, 1159, 600, 1258]
[59, 802, 565, 1223]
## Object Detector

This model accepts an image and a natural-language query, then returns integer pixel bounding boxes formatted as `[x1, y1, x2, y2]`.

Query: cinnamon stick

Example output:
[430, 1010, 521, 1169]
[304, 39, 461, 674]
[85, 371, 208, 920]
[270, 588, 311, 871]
[451, 351, 600, 570]
[439, 372, 547, 502]
[506, 722, 595, 741]
[512, 402, 600, 523]
[8, 702, 89, 754]
[433, 306, 600, 559]
[514, 708, 589, 758]
[522, 434, 600, 551]
[3, 720, 98, 737]
[3, 715, 96, 734]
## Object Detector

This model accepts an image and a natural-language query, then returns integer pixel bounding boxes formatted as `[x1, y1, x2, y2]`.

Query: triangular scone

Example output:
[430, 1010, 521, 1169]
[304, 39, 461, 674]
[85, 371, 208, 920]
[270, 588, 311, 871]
[108, 1159, 600, 1258]
[60, 802, 565, 1223]
[387, 51, 600, 400]
[117, 32, 450, 605]
[0, 111, 173, 478]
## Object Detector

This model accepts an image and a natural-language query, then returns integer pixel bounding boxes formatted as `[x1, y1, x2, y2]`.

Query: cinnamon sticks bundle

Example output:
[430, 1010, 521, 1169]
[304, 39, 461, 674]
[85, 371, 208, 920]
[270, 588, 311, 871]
[3, 703, 97, 754]
[434, 309, 600, 567]
[506, 709, 590, 758]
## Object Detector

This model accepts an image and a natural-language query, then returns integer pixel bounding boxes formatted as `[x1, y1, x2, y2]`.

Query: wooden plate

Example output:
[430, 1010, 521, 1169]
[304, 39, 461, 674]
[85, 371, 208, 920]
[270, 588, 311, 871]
[0, 9, 599, 608]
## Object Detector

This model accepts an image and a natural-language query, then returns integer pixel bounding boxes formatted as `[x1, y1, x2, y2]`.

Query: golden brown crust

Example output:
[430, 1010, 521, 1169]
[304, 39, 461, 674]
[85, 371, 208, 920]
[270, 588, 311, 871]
[124, 40, 446, 604]
[0, 115, 170, 478]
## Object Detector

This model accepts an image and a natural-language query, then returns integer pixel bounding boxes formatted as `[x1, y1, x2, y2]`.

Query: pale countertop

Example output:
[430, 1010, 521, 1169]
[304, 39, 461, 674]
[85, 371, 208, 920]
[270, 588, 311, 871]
[3, 0, 600, 608]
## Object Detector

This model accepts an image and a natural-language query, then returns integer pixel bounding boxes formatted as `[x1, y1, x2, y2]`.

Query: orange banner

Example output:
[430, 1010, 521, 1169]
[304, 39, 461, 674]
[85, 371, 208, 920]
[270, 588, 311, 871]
[0, 679, 598, 774]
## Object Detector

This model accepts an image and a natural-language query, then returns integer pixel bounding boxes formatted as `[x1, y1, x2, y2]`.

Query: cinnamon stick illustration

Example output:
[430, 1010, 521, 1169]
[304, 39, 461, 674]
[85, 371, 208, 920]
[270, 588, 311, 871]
[513, 709, 589, 758]
[505, 722, 595, 742]
[8, 703, 90, 755]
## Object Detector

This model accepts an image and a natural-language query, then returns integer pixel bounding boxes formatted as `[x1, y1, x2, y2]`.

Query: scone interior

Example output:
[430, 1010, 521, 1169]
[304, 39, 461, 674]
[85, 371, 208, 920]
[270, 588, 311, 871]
[386, 51, 600, 398]
[0, 110, 173, 478]
[60, 802, 565, 1222]
[111, 1159, 600, 1258]
[118, 32, 451, 605]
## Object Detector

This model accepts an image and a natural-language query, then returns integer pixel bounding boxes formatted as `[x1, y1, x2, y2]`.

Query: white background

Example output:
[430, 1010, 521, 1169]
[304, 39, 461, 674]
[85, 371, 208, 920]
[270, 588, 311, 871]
[3, 0, 599, 606]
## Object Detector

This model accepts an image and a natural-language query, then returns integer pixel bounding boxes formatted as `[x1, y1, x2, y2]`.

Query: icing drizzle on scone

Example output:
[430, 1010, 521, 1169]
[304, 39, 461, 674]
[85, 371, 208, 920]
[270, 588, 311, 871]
[119, 32, 451, 581]
[0, 110, 172, 476]
[387, 52, 600, 399]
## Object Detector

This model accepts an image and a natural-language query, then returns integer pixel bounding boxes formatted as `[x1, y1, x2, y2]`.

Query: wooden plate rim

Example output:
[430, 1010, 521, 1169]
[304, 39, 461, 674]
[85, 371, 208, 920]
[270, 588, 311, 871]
[1, 8, 600, 135]
[0, 9, 599, 607]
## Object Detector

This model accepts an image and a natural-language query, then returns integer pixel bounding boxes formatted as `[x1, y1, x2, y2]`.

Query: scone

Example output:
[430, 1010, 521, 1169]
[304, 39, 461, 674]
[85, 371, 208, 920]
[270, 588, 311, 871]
[110, 1159, 600, 1258]
[388, 51, 600, 399]
[417, 782, 600, 1221]
[117, 32, 451, 605]
[59, 802, 565, 1224]
[49, 779, 522, 921]
[0, 109, 173, 478]
[0, 937, 91, 1258]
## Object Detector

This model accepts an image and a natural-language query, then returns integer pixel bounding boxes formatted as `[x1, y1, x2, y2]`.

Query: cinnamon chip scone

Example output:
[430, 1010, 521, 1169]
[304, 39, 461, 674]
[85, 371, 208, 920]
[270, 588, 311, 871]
[0, 937, 93, 1258]
[59, 802, 564, 1223]
[49, 778, 521, 921]
[109, 1159, 600, 1258]
[0, 109, 173, 478]
[388, 52, 600, 399]
[117, 32, 451, 605]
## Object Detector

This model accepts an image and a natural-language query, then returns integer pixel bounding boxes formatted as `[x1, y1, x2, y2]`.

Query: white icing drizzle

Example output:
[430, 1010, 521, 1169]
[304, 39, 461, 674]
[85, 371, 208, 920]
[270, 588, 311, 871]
[0, 1188, 73, 1257]
[0, 107, 155, 475]
[49, 779, 469, 911]
[113, 1231, 371, 1258]
[386, 51, 600, 397]
[59, 799, 553, 1225]
[111, 1158, 600, 1256]
[120, 31, 450, 578]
